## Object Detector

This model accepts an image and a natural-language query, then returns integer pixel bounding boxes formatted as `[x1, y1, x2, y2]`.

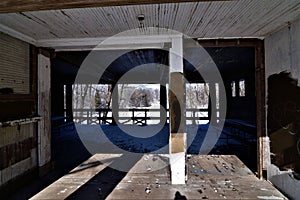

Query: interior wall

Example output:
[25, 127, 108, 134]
[265, 18, 300, 83]
[0, 33, 38, 191]
[265, 17, 300, 199]
[0, 33, 36, 121]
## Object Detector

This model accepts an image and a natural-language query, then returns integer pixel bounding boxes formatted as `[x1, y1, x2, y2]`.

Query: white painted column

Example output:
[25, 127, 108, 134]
[169, 35, 186, 184]
[38, 54, 51, 168]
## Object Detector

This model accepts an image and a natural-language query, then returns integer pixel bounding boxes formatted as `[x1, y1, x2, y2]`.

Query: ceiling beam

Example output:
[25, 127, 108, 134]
[0, 0, 231, 13]
[0, 24, 36, 45]
[37, 35, 173, 51]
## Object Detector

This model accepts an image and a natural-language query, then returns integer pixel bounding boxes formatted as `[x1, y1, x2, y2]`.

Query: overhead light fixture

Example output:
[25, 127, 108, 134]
[137, 14, 145, 30]
[137, 14, 145, 22]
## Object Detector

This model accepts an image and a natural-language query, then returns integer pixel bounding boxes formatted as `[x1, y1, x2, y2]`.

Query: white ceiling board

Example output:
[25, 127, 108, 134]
[0, 0, 300, 48]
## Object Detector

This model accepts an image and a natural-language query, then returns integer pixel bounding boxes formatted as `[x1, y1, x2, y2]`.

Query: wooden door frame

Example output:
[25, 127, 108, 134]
[197, 39, 266, 179]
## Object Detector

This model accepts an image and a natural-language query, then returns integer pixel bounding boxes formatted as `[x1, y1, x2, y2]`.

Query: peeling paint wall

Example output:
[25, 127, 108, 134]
[265, 17, 300, 200]
[265, 18, 300, 85]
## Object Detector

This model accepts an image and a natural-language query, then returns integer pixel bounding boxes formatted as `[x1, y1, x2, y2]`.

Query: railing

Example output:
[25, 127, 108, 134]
[70, 108, 210, 125]
[72, 109, 100, 124]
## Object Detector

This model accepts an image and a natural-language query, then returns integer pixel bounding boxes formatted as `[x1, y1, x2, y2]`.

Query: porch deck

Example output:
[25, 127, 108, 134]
[31, 154, 286, 200]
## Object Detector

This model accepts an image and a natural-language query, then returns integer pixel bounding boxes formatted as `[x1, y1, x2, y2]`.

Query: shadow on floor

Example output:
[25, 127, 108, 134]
[66, 154, 142, 200]
[5, 123, 257, 199]
[6, 126, 91, 200]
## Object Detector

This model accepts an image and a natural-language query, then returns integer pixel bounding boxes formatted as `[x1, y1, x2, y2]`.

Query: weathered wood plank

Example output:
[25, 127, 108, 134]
[1, 166, 12, 185]
[187, 155, 254, 176]
[0, 0, 230, 13]
[0, 117, 41, 128]
[106, 154, 286, 199]
[0, 137, 36, 170]
[108, 175, 286, 199]
[30, 154, 287, 199]
[30, 154, 122, 200]
[1, 1, 299, 43]
[37, 54, 51, 168]
[255, 41, 266, 179]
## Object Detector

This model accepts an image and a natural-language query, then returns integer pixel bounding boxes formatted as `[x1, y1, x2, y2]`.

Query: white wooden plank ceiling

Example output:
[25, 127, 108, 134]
[0, 0, 299, 49]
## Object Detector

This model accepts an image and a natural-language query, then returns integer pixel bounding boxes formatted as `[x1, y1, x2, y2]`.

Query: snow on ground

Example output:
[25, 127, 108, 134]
[53, 123, 257, 171]
[75, 124, 169, 154]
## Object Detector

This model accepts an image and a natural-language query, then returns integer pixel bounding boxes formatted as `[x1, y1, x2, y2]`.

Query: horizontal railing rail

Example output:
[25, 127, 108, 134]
[68, 108, 210, 125]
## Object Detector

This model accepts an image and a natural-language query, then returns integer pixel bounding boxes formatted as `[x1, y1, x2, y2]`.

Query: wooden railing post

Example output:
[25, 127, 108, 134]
[65, 84, 73, 122]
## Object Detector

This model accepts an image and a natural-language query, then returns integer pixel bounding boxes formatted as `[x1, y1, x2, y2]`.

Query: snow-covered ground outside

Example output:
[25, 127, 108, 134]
[53, 122, 257, 171]
[73, 123, 255, 155]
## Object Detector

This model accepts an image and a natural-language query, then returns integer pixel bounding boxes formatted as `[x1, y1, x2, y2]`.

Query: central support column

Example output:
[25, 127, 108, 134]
[169, 35, 186, 184]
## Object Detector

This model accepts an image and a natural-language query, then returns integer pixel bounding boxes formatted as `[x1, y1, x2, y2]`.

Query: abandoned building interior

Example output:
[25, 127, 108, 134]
[0, 0, 300, 199]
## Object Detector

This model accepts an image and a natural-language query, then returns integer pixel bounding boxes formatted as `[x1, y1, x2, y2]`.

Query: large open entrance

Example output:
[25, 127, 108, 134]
[50, 40, 261, 174]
